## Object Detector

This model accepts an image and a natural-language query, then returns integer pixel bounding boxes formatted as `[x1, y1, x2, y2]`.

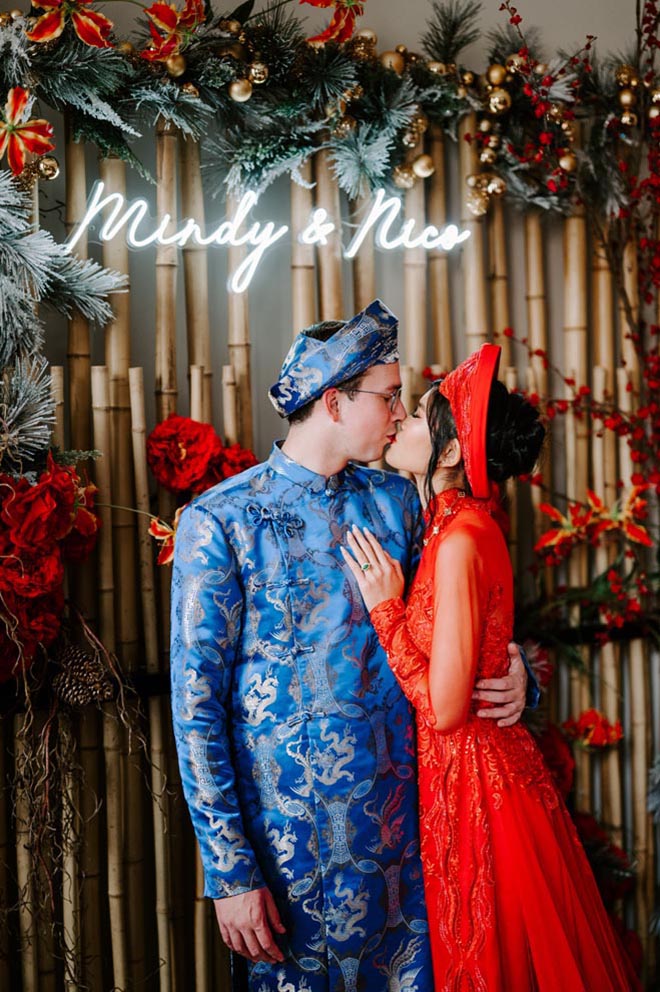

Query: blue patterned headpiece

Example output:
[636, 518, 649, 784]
[269, 299, 399, 418]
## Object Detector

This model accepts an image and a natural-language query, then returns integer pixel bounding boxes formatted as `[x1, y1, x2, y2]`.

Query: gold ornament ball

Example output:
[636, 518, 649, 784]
[395, 44, 407, 54]
[402, 131, 419, 148]
[181, 81, 199, 98]
[466, 173, 479, 188]
[488, 88, 512, 114]
[225, 19, 242, 35]
[427, 60, 447, 75]
[479, 147, 497, 165]
[534, 62, 549, 76]
[249, 62, 269, 84]
[355, 27, 377, 45]
[488, 134, 501, 149]
[411, 153, 435, 179]
[558, 151, 577, 172]
[462, 70, 475, 86]
[479, 118, 492, 133]
[9, 8, 23, 18]
[414, 112, 429, 133]
[38, 155, 60, 181]
[615, 63, 637, 88]
[648, 105, 660, 121]
[548, 103, 564, 121]
[392, 164, 416, 189]
[486, 63, 507, 86]
[466, 188, 489, 217]
[166, 54, 187, 78]
[406, 52, 422, 65]
[333, 116, 356, 138]
[618, 87, 637, 108]
[650, 88, 660, 104]
[505, 53, 524, 73]
[229, 78, 253, 102]
[487, 175, 506, 196]
[620, 110, 638, 127]
[380, 50, 405, 74]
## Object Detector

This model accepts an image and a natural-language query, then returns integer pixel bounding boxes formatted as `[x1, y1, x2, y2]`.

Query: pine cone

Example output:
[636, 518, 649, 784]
[52, 644, 114, 708]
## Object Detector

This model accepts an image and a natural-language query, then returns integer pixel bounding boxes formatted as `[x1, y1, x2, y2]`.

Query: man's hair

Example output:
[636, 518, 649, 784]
[286, 320, 365, 425]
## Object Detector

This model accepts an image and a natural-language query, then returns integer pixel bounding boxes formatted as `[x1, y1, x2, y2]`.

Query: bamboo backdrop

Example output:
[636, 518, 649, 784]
[3, 133, 659, 991]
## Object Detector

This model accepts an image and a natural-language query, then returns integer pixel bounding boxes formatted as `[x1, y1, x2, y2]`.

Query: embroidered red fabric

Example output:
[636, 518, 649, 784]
[439, 343, 501, 499]
[370, 489, 640, 991]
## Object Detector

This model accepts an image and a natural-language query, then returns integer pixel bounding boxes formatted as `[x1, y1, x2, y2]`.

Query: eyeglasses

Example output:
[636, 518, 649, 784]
[340, 386, 403, 412]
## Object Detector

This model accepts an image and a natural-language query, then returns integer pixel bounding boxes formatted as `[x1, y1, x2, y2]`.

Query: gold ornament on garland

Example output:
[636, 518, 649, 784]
[558, 151, 577, 172]
[620, 110, 638, 127]
[466, 188, 489, 216]
[505, 53, 524, 73]
[648, 105, 660, 121]
[479, 147, 498, 165]
[402, 131, 420, 148]
[166, 53, 186, 78]
[181, 81, 199, 98]
[427, 60, 448, 75]
[333, 116, 356, 138]
[618, 88, 637, 108]
[355, 27, 377, 44]
[488, 87, 512, 115]
[487, 175, 506, 196]
[220, 18, 242, 36]
[650, 88, 660, 104]
[411, 153, 434, 178]
[462, 70, 475, 86]
[248, 62, 268, 86]
[486, 63, 507, 87]
[229, 78, 253, 102]
[380, 50, 405, 74]
[392, 164, 415, 189]
[615, 63, 639, 88]
[38, 155, 60, 180]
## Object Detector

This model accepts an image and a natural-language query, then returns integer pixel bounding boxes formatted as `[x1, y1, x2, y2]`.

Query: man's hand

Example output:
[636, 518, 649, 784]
[214, 887, 286, 964]
[472, 642, 527, 727]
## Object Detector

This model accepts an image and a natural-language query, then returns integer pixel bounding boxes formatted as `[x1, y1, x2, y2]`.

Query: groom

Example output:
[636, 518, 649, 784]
[170, 299, 534, 992]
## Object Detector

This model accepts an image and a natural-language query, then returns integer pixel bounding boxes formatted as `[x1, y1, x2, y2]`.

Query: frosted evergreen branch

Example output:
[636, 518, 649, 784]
[422, 0, 483, 64]
[0, 357, 54, 471]
[0, 279, 45, 367]
[45, 252, 128, 324]
[329, 126, 396, 200]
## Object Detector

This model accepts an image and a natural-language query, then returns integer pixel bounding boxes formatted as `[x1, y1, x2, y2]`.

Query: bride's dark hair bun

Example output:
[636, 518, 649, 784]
[486, 381, 545, 483]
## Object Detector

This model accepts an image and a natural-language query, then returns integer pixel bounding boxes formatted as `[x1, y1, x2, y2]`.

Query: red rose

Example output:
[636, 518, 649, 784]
[1, 456, 76, 552]
[197, 442, 259, 492]
[147, 414, 223, 493]
[0, 547, 64, 598]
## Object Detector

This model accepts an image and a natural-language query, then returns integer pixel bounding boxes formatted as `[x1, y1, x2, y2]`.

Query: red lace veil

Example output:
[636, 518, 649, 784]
[439, 343, 501, 499]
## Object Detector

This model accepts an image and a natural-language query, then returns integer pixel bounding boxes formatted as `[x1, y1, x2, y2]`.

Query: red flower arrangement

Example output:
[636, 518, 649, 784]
[562, 708, 624, 749]
[0, 455, 101, 683]
[301, 0, 366, 45]
[25, 0, 114, 48]
[0, 87, 55, 176]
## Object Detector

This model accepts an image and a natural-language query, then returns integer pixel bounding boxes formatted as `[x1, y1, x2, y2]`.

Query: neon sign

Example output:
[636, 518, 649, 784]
[68, 182, 470, 294]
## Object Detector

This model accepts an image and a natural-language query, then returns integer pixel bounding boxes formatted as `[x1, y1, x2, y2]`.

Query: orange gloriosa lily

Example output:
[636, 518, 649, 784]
[141, 0, 206, 62]
[148, 506, 185, 566]
[25, 0, 114, 48]
[301, 0, 366, 44]
[0, 88, 55, 176]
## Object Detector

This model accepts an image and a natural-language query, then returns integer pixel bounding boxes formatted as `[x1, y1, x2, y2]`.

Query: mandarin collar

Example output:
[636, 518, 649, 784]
[268, 441, 348, 495]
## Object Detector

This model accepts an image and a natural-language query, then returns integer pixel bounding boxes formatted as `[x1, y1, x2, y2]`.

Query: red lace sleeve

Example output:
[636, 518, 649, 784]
[370, 597, 438, 729]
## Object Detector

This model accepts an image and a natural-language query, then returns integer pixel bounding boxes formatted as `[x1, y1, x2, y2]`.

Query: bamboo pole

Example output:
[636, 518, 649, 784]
[65, 123, 91, 454]
[79, 710, 105, 991]
[129, 366, 173, 992]
[488, 198, 511, 367]
[524, 212, 549, 400]
[618, 238, 640, 389]
[91, 366, 129, 992]
[400, 364, 414, 422]
[221, 365, 239, 446]
[190, 364, 204, 422]
[50, 366, 65, 449]
[591, 232, 615, 372]
[592, 367, 622, 845]
[351, 191, 376, 314]
[180, 134, 213, 422]
[227, 192, 253, 451]
[61, 712, 81, 992]
[155, 117, 179, 424]
[617, 366, 652, 956]
[403, 177, 427, 400]
[314, 148, 344, 320]
[14, 713, 38, 992]
[458, 113, 488, 352]
[99, 156, 139, 676]
[291, 161, 316, 336]
[428, 125, 453, 369]
[0, 719, 10, 992]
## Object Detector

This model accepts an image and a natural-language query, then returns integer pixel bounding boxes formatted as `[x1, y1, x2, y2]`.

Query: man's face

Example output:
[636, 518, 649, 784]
[337, 361, 406, 463]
